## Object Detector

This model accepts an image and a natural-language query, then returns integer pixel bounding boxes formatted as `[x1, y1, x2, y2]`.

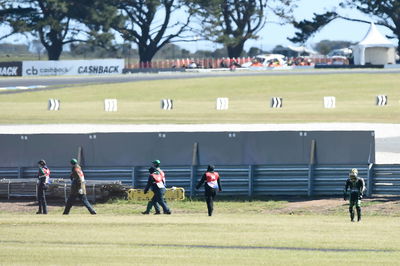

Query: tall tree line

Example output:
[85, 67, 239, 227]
[1, 0, 398, 62]
[289, 0, 400, 55]
[0, 0, 296, 62]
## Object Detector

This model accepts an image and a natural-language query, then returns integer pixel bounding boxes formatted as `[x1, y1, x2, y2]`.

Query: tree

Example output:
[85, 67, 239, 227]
[247, 46, 265, 57]
[113, 0, 193, 66]
[0, 0, 118, 60]
[289, 0, 400, 54]
[271, 45, 297, 57]
[314, 40, 353, 55]
[186, 0, 296, 58]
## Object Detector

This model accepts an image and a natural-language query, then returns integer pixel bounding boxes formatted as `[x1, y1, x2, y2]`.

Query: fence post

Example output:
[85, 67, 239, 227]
[92, 184, 96, 203]
[192, 142, 199, 166]
[64, 183, 67, 203]
[248, 165, 254, 197]
[77, 146, 84, 167]
[367, 163, 374, 197]
[308, 139, 316, 197]
[190, 165, 197, 198]
[7, 180, 10, 200]
[18, 167, 24, 179]
[131, 167, 136, 188]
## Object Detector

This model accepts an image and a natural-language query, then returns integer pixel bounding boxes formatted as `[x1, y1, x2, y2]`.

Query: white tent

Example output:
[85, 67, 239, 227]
[352, 23, 396, 65]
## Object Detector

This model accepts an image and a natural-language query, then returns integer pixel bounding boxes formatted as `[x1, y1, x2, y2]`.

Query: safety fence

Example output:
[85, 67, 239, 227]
[2, 164, 400, 199]
[125, 56, 340, 69]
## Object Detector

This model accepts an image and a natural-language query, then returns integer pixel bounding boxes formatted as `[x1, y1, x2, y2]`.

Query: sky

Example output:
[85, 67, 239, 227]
[0, 0, 398, 53]
[176, 0, 398, 52]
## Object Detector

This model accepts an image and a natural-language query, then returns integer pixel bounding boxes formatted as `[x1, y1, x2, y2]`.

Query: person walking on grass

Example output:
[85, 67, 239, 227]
[36, 159, 50, 214]
[343, 168, 365, 222]
[196, 165, 222, 216]
[142, 160, 165, 215]
[143, 167, 171, 215]
[63, 159, 96, 215]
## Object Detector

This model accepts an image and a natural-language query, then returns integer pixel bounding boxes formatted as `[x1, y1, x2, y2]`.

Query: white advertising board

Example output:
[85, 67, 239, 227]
[22, 59, 124, 76]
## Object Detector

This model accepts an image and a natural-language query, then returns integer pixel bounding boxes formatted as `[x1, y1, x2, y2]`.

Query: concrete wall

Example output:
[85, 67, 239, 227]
[0, 131, 375, 167]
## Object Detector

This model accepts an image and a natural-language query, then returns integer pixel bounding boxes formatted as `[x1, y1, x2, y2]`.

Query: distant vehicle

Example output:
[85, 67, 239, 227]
[331, 56, 349, 65]
[328, 48, 352, 57]
[242, 54, 287, 68]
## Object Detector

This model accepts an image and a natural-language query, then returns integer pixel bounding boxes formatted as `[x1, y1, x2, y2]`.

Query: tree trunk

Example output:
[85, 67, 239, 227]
[46, 44, 63, 60]
[138, 46, 157, 68]
[227, 42, 245, 58]
[44, 29, 64, 60]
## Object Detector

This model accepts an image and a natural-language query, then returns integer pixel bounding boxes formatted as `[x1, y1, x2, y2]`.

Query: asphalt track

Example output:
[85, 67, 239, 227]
[0, 240, 393, 253]
[143, 243, 394, 253]
[0, 68, 400, 90]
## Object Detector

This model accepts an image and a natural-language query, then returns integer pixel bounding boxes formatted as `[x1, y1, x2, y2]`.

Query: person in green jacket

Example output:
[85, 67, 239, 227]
[344, 168, 365, 222]
[63, 159, 96, 215]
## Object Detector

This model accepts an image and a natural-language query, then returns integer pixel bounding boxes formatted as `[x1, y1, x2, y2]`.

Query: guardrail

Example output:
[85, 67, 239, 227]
[1, 164, 399, 199]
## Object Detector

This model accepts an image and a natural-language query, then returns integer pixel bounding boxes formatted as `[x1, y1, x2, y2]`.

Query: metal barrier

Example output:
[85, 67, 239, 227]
[2, 164, 400, 198]
[253, 165, 309, 196]
[372, 164, 400, 195]
[312, 165, 368, 196]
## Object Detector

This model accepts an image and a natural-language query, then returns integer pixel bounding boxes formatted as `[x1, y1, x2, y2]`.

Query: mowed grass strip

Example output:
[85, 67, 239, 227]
[0, 73, 399, 124]
[0, 200, 400, 265]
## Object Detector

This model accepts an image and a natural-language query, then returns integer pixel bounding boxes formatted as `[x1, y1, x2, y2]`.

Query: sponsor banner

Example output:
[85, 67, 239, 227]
[22, 59, 124, 76]
[0, 61, 22, 77]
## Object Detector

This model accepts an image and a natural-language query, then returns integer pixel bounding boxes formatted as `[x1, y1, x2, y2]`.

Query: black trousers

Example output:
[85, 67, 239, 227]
[205, 186, 217, 216]
[145, 194, 161, 213]
[37, 184, 47, 214]
[153, 188, 170, 213]
[63, 193, 96, 214]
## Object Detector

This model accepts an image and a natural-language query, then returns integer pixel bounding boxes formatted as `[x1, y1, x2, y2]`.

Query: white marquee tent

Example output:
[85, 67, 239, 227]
[352, 23, 396, 65]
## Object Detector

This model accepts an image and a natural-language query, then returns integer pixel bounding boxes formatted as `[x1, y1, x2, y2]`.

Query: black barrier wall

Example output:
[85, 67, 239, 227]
[0, 61, 22, 77]
[0, 131, 374, 167]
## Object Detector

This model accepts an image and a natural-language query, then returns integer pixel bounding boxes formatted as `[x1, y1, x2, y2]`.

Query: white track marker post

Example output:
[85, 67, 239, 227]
[323, 96, 336, 109]
[270, 97, 283, 108]
[376, 95, 388, 106]
[216, 97, 229, 110]
[48, 99, 60, 111]
[104, 99, 118, 112]
[161, 99, 173, 110]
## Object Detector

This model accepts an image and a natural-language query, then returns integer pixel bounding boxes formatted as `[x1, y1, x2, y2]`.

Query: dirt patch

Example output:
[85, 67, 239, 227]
[265, 198, 345, 215]
[2, 197, 400, 216]
[0, 199, 64, 214]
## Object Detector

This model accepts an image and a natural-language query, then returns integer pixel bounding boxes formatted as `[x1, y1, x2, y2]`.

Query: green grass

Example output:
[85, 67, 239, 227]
[1, 200, 400, 265]
[0, 73, 400, 124]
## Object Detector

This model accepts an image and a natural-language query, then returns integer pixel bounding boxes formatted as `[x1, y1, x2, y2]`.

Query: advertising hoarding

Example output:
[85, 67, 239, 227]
[22, 59, 124, 76]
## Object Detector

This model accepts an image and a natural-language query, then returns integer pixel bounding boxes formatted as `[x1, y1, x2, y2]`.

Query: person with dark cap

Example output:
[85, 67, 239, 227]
[196, 165, 222, 216]
[142, 160, 165, 215]
[344, 168, 365, 222]
[143, 166, 171, 214]
[36, 159, 50, 214]
[63, 159, 96, 215]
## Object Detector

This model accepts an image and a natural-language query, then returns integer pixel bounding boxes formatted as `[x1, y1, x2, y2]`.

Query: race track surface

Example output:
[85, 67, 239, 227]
[0, 68, 400, 89]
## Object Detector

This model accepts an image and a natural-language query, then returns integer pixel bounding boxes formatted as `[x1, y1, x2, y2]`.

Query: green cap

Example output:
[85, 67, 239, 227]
[152, 160, 161, 166]
[70, 158, 78, 165]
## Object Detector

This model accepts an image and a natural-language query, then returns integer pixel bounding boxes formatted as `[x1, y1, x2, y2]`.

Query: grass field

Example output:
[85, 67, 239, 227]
[0, 73, 400, 124]
[1, 199, 400, 265]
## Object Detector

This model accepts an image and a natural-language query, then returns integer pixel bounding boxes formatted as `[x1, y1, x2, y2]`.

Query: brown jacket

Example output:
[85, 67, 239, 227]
[70, 164, 86, 195]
